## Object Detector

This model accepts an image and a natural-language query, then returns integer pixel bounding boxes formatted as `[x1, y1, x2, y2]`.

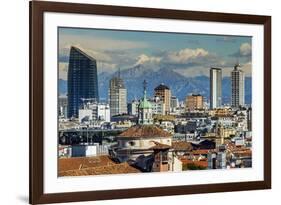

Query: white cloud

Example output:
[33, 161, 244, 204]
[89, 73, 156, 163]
[239, 43, 251, 56]
[58, 42, 251, 79]
[134, 54, 161, 66]
[130, 48, 228, 77]
[164, 48, 209, 64]
[132, 48, 212, 67]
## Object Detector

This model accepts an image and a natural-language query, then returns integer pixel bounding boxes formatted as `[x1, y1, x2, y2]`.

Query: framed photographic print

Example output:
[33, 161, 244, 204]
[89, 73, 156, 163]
[29, 0, 271, 204]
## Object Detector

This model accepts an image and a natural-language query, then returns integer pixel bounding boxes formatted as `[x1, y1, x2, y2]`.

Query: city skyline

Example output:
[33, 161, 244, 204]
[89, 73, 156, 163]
[58, 27, 252, 104]
[58, 28, 253, 177]
[59, 27, 252, 81]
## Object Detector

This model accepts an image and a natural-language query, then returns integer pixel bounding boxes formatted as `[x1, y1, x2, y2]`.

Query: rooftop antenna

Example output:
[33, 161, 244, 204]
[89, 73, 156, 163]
[118, 67, 121, 79]
[234, 57, 241, 70]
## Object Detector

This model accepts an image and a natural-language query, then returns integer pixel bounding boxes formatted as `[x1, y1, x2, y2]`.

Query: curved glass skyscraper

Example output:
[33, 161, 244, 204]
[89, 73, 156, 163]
[67, 46, 99, 118]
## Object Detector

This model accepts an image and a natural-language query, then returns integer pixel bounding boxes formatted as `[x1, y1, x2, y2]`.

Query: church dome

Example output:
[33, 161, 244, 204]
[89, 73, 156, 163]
[139, 97, 152, 109]
[118, 125, 172, 138]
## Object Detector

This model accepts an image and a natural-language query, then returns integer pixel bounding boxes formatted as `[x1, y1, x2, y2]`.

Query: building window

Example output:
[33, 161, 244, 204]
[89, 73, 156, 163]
[128, 141, 135, 146]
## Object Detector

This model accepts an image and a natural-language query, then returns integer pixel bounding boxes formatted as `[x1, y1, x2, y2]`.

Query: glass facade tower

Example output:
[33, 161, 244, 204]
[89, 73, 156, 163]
[67, 46, 99, 118]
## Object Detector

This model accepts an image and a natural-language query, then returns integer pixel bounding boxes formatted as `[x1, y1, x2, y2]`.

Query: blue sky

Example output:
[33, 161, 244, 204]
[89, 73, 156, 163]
[58, 27, 252, 80]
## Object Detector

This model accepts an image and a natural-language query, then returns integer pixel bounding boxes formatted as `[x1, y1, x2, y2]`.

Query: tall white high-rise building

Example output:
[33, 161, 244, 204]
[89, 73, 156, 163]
[231, 64, 245, 107]
[210, 67, 222, 109]
[109, 76, 127, 117]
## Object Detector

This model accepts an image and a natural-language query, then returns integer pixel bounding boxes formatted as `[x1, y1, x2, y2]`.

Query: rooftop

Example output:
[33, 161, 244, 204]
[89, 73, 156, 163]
[58, 155, 115, 172]
[191, 149, 211, 155]
[180, 158, 208, 168]
[172, 141, 193, 152]
[118, 125, 172, 138]
[154, 83, 170, 91]
[71, 46, 96, 62]
[190, 94, 203, 97]
[210, 67, 222, 71]
[150, 141, 171, 150]
[59, 162, 140, 176]
[58, 155, 141, 176]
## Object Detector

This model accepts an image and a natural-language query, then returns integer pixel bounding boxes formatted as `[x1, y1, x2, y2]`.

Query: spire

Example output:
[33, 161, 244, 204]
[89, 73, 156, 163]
[143, 80, 147, 99]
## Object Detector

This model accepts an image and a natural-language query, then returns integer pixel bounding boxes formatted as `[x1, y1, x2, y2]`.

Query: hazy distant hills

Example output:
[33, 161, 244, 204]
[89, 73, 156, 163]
[59, 65, 252, 104]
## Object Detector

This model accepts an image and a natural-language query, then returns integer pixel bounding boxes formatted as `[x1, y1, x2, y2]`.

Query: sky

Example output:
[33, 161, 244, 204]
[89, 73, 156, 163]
[58, 27, 252, 80]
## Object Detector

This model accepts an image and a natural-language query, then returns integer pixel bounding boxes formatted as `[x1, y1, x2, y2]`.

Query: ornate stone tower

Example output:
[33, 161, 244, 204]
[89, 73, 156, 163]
[138, 80, 153, 125]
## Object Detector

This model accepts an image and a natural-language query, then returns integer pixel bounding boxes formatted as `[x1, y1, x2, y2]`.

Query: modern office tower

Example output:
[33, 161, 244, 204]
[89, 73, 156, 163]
[154, 83, 171, 114]
[67, 46, 99, 118]
[185, 94, 204, 110]
[109, 75, 127, 117]
[231, 64, 245, 108]
[210, 67, 222, 109]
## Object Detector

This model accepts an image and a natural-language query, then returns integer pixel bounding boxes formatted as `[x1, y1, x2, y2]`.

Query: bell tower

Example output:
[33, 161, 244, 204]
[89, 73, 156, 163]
[138, 80, 153, 125]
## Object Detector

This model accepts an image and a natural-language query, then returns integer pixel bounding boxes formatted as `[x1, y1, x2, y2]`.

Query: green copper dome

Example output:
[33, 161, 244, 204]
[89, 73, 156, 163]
[139, 97, 152, 109]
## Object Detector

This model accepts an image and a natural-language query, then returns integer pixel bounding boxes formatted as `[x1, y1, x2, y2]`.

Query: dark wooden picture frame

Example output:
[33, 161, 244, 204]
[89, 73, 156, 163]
[30, 1, 271, 204]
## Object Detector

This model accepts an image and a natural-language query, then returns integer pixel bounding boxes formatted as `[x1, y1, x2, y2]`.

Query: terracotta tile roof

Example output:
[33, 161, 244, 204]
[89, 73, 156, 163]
[232, 149, 252, 157]
[58, 155, 141, 176]
[172, 141, 193, 151]
[58, 155, 115, 172]
[225, 142, 252, 154]
[191, 149, 211, 155]
[118, 125, 172, 138]
[149, 141, 171, 150]
[59, 162, 141, 176]
[180, 158, 208, 168]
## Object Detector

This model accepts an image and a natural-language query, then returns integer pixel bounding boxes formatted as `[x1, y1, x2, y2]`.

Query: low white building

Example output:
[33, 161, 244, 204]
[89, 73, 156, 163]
[71, 143, 109, 157]
[159, 120, 175, 134]
[97, 104, 110, 122]
[79, 109, 93, 123]
[150, 97, 165, 115]
[78, 102, 110, 123]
